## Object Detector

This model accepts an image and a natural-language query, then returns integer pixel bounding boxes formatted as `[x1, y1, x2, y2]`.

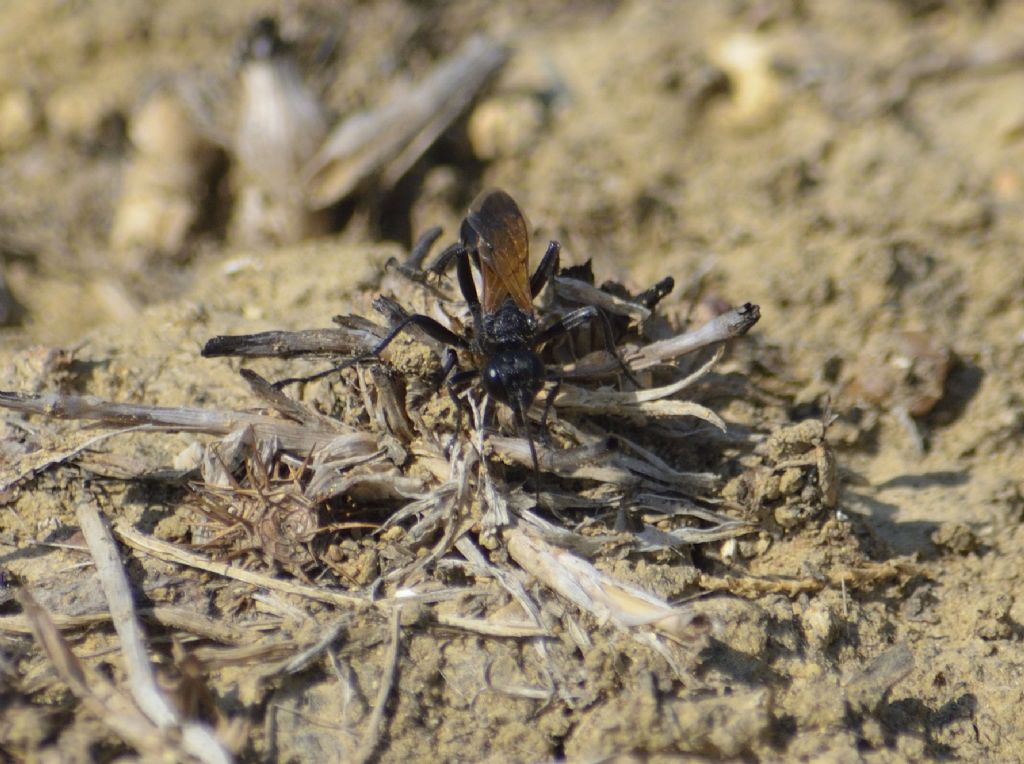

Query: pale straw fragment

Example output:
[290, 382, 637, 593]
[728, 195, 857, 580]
[505, 526, 712, 644]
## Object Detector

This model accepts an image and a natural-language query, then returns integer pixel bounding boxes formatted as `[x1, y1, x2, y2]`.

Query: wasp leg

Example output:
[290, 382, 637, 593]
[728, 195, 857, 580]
[594, 306, 641, 388]
[445, 367, 479, 457]
[449, 245, 485, 339]
[386, 226, 445, 283]
[529, 240, 561, 298]
[432, 347, 460, 396]
[533, 306, 640, 388]
[634, 275, 675, 310]
[427, 241, 464, 275]
[539, 376, 562, 434]
[406, 226, 444, 271]
[273, 313, 468, 389]
[428, 240, 486, 336]
[533, 305, 600, 346]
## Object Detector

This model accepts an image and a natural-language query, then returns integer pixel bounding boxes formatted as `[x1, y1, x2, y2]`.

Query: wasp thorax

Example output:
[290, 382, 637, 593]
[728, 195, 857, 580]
[483, 299, 536, 347]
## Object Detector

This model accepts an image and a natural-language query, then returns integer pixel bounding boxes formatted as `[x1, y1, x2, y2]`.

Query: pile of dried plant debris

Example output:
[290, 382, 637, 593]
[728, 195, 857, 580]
[0, 229, 776, 760]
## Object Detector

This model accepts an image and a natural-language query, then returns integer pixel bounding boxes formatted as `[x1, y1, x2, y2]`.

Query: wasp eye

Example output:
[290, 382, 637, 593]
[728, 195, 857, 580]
[482, 359, 510, 403]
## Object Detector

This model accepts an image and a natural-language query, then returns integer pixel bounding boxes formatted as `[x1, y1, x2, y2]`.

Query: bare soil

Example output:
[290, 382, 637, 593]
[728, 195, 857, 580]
[3, 1, 1024, 762]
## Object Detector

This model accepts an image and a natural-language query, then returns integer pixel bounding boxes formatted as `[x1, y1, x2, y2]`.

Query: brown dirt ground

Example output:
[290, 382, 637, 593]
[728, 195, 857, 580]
[3, 1, 1024, 762]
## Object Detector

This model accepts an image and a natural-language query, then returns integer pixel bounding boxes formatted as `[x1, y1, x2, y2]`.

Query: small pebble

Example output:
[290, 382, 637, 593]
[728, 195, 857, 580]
[0, 88, 40, 151]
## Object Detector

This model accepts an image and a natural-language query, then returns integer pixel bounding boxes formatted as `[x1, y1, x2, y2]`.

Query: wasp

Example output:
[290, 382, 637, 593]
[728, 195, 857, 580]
[276, 189, 633, 493]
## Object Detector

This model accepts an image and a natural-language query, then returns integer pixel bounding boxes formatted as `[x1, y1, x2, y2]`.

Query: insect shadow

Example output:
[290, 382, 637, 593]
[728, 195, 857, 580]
[275, 188, 637, 498]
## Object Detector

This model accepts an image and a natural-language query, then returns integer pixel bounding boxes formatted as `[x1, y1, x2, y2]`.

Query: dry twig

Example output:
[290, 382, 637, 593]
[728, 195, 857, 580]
[115, 525, 374, 611]
[76, 497, 232, 763]
[352, 606, 402, 764]
[0, 389, 363, 453]
[16, 588, 180, 756]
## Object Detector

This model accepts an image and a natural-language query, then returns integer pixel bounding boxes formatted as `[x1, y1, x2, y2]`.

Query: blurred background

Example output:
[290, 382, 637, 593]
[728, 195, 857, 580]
[2, 0, 1024, 759]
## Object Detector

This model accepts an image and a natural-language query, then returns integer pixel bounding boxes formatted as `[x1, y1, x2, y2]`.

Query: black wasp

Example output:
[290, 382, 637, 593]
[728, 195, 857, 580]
[277, 189, 634, 492]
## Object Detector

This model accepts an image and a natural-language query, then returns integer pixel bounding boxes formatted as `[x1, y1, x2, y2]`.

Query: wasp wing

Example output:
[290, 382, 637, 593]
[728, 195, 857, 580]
[464, 189, 533, 314]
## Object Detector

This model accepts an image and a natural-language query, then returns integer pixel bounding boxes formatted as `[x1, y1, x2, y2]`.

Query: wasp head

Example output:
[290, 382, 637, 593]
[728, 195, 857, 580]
[481, 348, 545, 415]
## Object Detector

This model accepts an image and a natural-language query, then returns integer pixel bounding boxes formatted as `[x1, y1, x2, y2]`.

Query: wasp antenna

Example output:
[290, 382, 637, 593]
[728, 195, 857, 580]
[272, 358, 359, 389]
[516, 401, 542, 508]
